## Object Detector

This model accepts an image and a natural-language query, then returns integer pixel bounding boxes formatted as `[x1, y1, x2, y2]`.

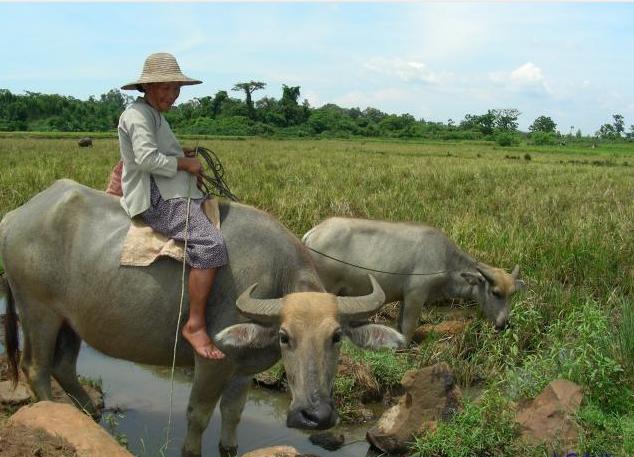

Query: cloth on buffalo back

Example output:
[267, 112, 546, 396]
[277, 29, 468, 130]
[106, 160, 124, 197]
[119, 198, 220, 266]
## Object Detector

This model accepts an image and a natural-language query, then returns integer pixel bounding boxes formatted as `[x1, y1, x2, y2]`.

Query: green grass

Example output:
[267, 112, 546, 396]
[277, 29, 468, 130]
[0, 135, 632, 454]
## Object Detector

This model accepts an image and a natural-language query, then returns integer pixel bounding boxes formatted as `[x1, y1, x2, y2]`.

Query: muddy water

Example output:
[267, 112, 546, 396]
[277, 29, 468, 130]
[1, 296, 377, 456]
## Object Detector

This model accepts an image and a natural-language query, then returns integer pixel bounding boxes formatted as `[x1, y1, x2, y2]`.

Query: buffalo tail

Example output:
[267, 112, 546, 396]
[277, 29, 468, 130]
[1, 274, 19, 387]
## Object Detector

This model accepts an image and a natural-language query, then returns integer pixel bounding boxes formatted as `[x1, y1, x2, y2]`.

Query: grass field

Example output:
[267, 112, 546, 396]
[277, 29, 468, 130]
[0, 135, 632, 456]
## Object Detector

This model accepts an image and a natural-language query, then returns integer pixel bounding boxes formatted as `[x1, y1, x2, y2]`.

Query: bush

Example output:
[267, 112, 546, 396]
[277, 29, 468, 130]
[411, 391, 525, 457]
[504, 299, 629, 412]
[496, 132, 520, 147]
[531, 131, 558, 146]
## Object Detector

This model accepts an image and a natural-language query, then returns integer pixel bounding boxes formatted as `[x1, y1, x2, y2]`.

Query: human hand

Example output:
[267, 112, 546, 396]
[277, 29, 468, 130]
[177, 157, 203, 177]
[183, 146, 197, 157]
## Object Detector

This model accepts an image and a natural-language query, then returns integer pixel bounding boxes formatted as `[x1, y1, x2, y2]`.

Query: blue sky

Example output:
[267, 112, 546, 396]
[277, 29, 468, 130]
[2, 2, 633, 133]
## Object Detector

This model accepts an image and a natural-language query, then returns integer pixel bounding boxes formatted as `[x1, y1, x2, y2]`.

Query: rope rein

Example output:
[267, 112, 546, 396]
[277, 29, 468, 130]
[165, 146, 197, 452]
[305, 246, 456, 276]
[164, 145, 237, 451]
[195, 146, 239, 202]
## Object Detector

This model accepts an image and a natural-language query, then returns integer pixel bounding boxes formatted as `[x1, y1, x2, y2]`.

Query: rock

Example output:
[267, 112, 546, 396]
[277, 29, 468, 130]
[516, 379, 583, 448]
[412, 320, 470, 343]
[0, 380, 32, 405]
[8, 401, 133, 457]
[366, 363, 462, 454]
[309, 431, 344, 450]
[241, 445, 301, 457]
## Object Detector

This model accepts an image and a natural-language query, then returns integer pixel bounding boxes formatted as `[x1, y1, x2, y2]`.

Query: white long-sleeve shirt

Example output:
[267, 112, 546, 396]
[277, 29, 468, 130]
[117, 97, 202, 217]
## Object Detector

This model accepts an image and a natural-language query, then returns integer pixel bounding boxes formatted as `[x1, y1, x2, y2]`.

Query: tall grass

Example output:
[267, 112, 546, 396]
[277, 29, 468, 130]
[0, 135, 632, 454]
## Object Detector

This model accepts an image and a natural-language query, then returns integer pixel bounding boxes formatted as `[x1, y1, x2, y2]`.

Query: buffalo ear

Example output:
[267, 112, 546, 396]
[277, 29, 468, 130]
[461, 272, 484, 286]
[345, 324, 405, 350]
[215, 323, 278, 350]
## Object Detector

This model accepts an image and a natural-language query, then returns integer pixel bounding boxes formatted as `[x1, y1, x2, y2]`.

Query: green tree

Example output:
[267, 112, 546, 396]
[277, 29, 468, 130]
[597, 123, 617, 139]
[232, 81, 266, 120]
[529, 115, 557, 134]
[493, 108, 521, 131]
[279, 85, 307, 126]
[612, 114, 625, 136]
[460, 111, 496, 136]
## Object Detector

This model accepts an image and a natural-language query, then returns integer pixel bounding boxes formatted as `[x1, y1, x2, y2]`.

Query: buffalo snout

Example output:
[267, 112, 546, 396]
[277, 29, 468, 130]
[287, 400, 336, 430]
[495, 316, 510, 331]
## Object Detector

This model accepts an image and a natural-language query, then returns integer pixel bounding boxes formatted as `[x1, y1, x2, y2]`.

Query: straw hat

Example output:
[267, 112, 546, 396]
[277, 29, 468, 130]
[121, 52, 202, 91]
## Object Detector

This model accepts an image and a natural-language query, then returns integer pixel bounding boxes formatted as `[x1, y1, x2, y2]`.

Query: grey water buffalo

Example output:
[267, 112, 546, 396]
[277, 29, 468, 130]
[302, 217, 525, 343]
[77, 137, 93, 147]
[0, 180, 404, 457]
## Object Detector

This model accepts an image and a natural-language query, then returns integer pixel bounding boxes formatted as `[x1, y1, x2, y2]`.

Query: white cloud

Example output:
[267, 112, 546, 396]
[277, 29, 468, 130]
[490, 62, 552, 94]
[405, 4, 499, 60]
[334, 87, 412, 109]
[364, 57, 452, 85]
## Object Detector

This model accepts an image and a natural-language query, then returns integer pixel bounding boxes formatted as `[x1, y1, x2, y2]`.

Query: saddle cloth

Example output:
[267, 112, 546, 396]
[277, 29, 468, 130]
[119, 198, 221, 267]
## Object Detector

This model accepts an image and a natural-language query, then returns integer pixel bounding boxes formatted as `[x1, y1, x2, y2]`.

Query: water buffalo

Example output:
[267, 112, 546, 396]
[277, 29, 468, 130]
[0, 180, 404, 457]
[302, 217, 525, 343]
[77, 137, 93, 147]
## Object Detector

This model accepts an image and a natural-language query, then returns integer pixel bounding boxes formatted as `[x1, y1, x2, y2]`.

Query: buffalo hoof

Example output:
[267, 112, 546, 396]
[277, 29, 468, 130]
[219, 443, 238, 457]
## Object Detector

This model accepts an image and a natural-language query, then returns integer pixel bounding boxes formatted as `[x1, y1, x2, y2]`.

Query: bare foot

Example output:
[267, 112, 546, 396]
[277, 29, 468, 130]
[182, 324, 225, 360]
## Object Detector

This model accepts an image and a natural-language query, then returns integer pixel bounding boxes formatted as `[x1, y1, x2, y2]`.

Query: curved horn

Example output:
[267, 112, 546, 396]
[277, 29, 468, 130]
[235, 283, 283, 324]
[336, 275, 386, 321]
[511, 264, 520, 279]
[475, 263, 497, 284]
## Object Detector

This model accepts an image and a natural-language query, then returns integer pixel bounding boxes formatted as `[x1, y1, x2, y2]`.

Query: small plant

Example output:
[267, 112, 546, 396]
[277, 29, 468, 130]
[103, 411, 129, 449]
[616, 297, 634, 383]
[78, 375, 103, 391]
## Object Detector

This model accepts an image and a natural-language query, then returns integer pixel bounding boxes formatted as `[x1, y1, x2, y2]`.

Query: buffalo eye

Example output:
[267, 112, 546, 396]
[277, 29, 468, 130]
[332, 329, 343, 345]
[279, 330, 290, 346]
[491, 289, 503, 298]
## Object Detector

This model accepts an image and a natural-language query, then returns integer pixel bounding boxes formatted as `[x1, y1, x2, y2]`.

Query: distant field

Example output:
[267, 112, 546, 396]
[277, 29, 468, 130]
[0, 136, 632, 456]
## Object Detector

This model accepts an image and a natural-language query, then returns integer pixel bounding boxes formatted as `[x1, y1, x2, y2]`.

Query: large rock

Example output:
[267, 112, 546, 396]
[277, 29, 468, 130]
[241, 446, 301, 457]
[412, 320, 471, 343]
[0, 380, 31, 406]
[366, 362, 462, 454]
[516, 379, 583, 448]
[0, 377, 103, 411]
[8, 401, 133, 457]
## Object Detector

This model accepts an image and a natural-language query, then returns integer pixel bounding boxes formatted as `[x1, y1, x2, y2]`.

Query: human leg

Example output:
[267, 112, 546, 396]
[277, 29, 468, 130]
[183, 267, 225, 360]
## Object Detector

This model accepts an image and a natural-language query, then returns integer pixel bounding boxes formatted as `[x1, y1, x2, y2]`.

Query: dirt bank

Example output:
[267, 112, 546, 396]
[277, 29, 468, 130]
[0, 356, 78, 457]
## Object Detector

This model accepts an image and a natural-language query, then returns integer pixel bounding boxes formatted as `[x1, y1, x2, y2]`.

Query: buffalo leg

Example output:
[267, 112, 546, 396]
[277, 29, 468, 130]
[181, 360, 231, 457]
[20, 304, 64, 401]
[399, 291, 429, 343]
[52, 323, 98, 418]
[218, 375, 251, 455]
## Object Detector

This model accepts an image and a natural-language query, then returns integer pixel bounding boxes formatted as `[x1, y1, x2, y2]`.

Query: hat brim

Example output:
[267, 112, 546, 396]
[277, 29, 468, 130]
[121, 77, 202, 91]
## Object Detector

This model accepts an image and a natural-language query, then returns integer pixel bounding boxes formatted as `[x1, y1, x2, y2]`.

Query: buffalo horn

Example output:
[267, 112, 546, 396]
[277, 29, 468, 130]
[475, 264, 497, 285]
[511, 264, 520, 279]
[236, 283, 283, 323]
[336, 275, 386, 321]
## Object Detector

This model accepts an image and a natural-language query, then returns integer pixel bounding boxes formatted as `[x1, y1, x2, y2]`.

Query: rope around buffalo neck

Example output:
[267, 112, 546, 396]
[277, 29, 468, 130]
[164, 151, 196, 452]
[305, 246, 455, 276]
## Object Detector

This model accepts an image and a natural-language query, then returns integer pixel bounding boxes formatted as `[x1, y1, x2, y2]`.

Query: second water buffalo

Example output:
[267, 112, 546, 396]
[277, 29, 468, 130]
[302, 217, 525, 343]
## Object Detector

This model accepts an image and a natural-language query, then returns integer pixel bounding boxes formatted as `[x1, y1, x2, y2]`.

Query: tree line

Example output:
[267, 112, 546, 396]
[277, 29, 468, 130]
[1, 84, 633, 144]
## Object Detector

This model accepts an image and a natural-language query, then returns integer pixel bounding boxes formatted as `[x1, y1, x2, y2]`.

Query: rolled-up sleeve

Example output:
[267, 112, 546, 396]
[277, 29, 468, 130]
[124, 109, 177, 178]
